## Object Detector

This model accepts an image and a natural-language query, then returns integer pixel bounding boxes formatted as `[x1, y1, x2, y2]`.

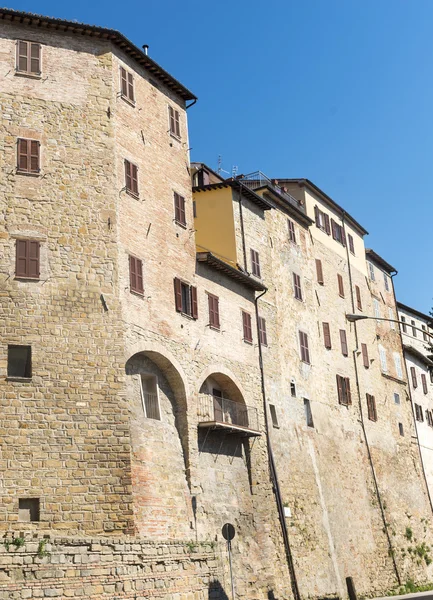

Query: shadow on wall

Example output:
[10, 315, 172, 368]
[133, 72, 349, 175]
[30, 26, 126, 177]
[208, 580, 229, 599]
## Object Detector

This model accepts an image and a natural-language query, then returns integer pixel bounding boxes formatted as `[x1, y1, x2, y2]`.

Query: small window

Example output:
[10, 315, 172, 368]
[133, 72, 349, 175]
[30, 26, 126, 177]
[411, 320, 417, 338]
[430, 370, 433, 384]
[336, 375, 351, 406]
[258, 316, 267, 346]
[287, 219, 296, 243]
[269, 404, 279, 428]
[398, 422, 404, 436]
[242, 311, 253, 343]
[124, 160, 139, 197]
[290, 380, 296, 397]
[422, 373, 428, 395]
[140, 374, 161, 420]
[129, 255, 144, 295]
[331, 219, 346, 246]
[348, 234, 355, 255]
[340, 329, 348, 356]
[389, 308, 395, 329]
[208, 293, 220, 330]
[251, 249, 261, 278]
[299, 331, 310, 364]
[355, 285, 362, 311]
[15, 239, 40, 279]
[168, 105, 181, 138]
[8, 345, 32, 379]
[410, 366, 418, 389]
[120, 66, 135, 104]
[383, 271, 389, 292]
[368, 262, 375, 281]
[174, 278, 198, 318]
[293, 273, 302, 301]
[174, 192, 186, 227]
[314, 206, 330, 235]
[400, 315, 407, 333]
[394, 392, 400, 405]
[17, 138, 40, 174]
[427, 410, 433, 428]
[366, 394, 377, 422]
[323, 322, 332, 349]
[415, 403, 424, 422]
[304, 398, 314, 428]
[337, 274, 344, 298]
[394, 353, 403, 379]
[378, 346, 387, 373]
[422, 325, 429, 342]
[361, 343, 369, 369]
[16, 40, 41, 76]
[315, 259, 324, 285]
[373, 298, 381, 320]
[18, 498, 40, 522]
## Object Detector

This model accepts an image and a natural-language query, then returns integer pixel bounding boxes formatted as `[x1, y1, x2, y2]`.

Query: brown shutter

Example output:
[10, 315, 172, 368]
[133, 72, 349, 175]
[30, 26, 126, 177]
[16, 239, 28, 277]
[337, 274, 344, 297]
[131, 163, 138, 196]
[314, 205, 320, 225]
[243, 311, 252, 342]
[17, 40, 28, 72]
[125, 160, 132, 191]
[324, 214, 331, 235]
[174, 193, 186, 226]
[411, 366, 417, 388]
[355, 285, 362, 310]
[174, 109, 181, 138]
[315, 259, 324, 284]
[341, 227, 346, 247]
[323, 322, 331, 349]
[422, 373, 428, 394]
[30, 141, 39, 173]
[345, 377, 352, 405]
[17, 138, 28, 171]
[348, 234, 355, 254]
[28, 241, 40, 278]
[299, 331, 310, 363]
[174, 278, 182, 312]
[169, 106, 176, 134]
[129, 255, 137, 291]
[120, 67, 128, 96]
[259, 317, 267, 346]
[340, 329, 348, 356]
[136, 258, 143, 293]
[191, 286, 198, 319]
[336, 375, 343, 404]
[127, 72, 134, 102]
[331, 219, 337, 240]
[208, 294, 220, 329]
[30, 42, 41, 74]
[361, 343, 369, 368]
[251, 250, 261, 277]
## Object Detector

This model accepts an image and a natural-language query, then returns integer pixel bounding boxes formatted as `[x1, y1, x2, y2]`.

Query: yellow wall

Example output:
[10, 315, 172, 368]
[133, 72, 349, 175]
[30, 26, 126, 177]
[193, 186, 238, 266]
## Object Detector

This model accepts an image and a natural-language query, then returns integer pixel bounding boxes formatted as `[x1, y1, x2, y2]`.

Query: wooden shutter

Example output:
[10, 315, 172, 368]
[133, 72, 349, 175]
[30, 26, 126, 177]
[345, 377, 352, 405]
[15, 239, 40, 278]
[17, 138, 28, 171]
[242, 311, 252, 342]
[293, 273, 302, 300]
[125, 160, 138, 196]
[422, 373, 428, 394]
[324, 213, 330, 235]
[169, 106, 179, 136]
[28, 241, 40, 278]
[411, 366, 417, 388]
[323, 322, 331, 349]
[337, 274, 344, 297]
[367, 394, 377, 421]
[16, 239, 28, 277]
[315, 259, 324, 284]
[191, 286, 198, 319]
[288, 219, 296, 243]
[355, 285, 362, 310]
[174, 278, 182, 312]
[361, 343, 369, 368]
[331, 219, 337, 240]
[17, 138, 38, 173]
[314, 205, 320, 226]
[127, 72, 134, 102]
[125, 160, 131, 191]
[340, 329, 348, 356]
[131, 163, 138, 195]
[336, 375, 343, 404]
[30, 141, 39, 173]
[251, 249, 261, 277]
[30, 42, 41, 74]
[174, 193, 186, 226]
[17, 40, 28, 72]
[120, 67, 128, 96]
[348, 234, 355, 254]
[174, 109, 180, 137]
[341, 227, 346, 247]
[208, 294, 220, 329]
[258, 317, 267, 346]
[299, 331, 310, 363]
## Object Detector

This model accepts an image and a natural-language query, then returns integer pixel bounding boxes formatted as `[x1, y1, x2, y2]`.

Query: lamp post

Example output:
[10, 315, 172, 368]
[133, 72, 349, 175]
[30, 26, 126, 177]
[346, 313, 433, 341]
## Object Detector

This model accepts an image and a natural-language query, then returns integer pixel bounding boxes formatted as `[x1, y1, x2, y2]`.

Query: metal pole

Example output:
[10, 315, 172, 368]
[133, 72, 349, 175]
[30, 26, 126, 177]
[228, 539, 235, 600]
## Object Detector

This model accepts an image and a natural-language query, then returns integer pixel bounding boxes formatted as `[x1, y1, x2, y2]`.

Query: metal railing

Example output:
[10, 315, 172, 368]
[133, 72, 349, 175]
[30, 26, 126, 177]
[239, 171, 304, 212]
[142, 392, 161, 420]
[198, 394, 259, 431]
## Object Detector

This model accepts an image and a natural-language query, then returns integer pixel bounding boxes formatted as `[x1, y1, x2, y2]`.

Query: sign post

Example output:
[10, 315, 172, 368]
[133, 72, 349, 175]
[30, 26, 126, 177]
[222, 523, 236, 600]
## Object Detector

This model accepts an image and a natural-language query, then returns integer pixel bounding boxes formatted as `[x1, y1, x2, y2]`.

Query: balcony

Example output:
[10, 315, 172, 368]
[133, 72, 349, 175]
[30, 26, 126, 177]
[238, 171, 304, 213]
[198, 394, 260, 437]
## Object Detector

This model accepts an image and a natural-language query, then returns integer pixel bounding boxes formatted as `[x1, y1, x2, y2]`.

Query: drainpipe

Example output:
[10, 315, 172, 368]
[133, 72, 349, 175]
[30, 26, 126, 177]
[254, 289, 301, 600]
[238, 183, 248, 272]
[342, 214, 401, 585]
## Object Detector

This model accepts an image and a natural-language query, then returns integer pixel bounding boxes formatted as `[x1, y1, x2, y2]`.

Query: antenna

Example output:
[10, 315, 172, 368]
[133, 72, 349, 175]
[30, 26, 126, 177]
[217, 155, 222, 174]
[232, 165, 238, 178]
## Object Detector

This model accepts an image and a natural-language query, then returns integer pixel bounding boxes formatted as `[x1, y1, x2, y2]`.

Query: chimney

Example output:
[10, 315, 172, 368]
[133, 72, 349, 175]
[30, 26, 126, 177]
[142, 44, 149, 56]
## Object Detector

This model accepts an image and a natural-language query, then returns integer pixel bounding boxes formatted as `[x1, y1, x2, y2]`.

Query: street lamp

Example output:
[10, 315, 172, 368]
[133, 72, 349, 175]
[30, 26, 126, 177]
[346, 313, 433, 340]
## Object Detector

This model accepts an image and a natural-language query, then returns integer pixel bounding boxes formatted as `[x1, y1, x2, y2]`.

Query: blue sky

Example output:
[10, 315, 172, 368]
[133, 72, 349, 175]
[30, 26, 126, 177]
[7, 0, 433, 313]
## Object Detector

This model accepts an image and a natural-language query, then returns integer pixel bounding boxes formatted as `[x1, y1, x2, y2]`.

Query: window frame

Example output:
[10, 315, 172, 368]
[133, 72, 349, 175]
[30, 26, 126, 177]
[287, 219, 297, 243]
[124, 159, 139, 197]
[258, 316, 268, 346]
[269, 404, 279, 428]
[207, 293, 220, 330]
[174, 277, 198, 319]
[379, 345, 388, 373]
[393, 353, 403, 379]
[140, 373, 161, 421]
[323, 322, 332, 349]
[361, 343, 369, 369]
[15, 238, 40, 280]
[422, 373, 428, 395]
[366, 393, 377, 422]
[315, 259, 324, 285]
[299, 330, 310, 364]
[7, 345, 32, 380]
[339, 329, 348, 356]
[304, 398, 314, 428]
[336, 374, 351, 406]
[129, 254, 144, 295]
[368, 262, 375, 281]
[15, 40, 41, 77]
[242, 310, 253, 343]
[293, 272, 303, 301]
[355, 285, 362, 310]
[410, 366, 418, 389]
[348, 234, 355, 255]
[168, 105, 181, 139]
[174, 192, 187, 227]
[119, 65, 135, 105]
[250, 249, 261, 278]
[337, 274, 345, 298]
[17, 138, 40, 175]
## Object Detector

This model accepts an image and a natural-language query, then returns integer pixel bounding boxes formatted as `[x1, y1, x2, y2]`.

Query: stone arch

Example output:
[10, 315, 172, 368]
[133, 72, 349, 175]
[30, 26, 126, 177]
[197, 364, 247, 404]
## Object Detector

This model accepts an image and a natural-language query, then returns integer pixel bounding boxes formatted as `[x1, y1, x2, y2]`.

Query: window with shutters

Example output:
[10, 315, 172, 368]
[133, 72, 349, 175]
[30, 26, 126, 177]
[168, 105, 181, 139]
[304, 398, 314, 428]
[8, 345, 32, 379]
[120, 66, 135, 104]
[431, 370, 433, 384]
[314, 206, 330, 234]
[129, 255, 144, 295]
[422, 373, 428, 394]
[299, 331, 310, 364]
[336, 374, 351, 406]
[383, 271, 390, 292]
[422, 325, 429, 342]
[361, 343, 369, 369]
[340, 329, 348, 356]
[399, 422, 404, 436]
[400, 315, 407, 333]
[373, 298, 381, 320]
[410, 366, 418, 389]
[378, 345, 388, 373]
[323, 322, 332, 349]
[293, 273, 303, 301]
[17, 138, 40, 174]
[331, 219, 346, 246]
[394, 392, 400, 405]
[415, 403, 424, 422]
[393, 353, 403, 379]
[368, 262, 375, 281]
[348, 234, 355, 255]
[366, 394, 377, 422]
[174, 192, 186, 226]
[411, 320, 417, 337]
[389, 308, 395, 329]
[427, 410, 433, 428]
[287, 219, 297, 243]
[124, 160, 139, 197]
[16, 40, 41, 76]
[269, 404, 279, 428]
[355, 285, 362, 310]
[258, 316, 268, 346]
[337, 274, 345, 298]
[315, 259, 324, 285]
[207, 293, 220, 330]
[15, 239, 40, 279]
[250, 249, 261, 278]
[174, 278, 198, 319]
[242, 311, 253, 343]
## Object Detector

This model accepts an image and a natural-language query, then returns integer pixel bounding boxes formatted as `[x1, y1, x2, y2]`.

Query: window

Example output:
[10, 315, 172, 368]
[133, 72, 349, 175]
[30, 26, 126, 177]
[367, 262, 375, 281]
[315, 259, 324, 285]
[431, 370, 433, 384]
[208, 293, 220, 330]
[293, 273, 302, 301]
[379, 346, 387, 373]
[174, 192, 186, 226]
[15, 239, 40, 279]
[314, 206, 330, 234]
[361, 343, 369, 368]
[287, 219, 296, 243]
[290, 380, 296, 397]
[373, 298, 381, 320]
[340, 329, 348, 356]
[140, 374, 161, 420]
[17, 138, 40, 174]
[331, 219, 346, 246]
[242, 311, 253, 343]
[304, 398, 314, 428]
[299, 331, 310, 364]
[258, 316, 267, 346]
[120, 66, 135, 103]
[422, 325, 429, 342]
[18, 498, 40, 522]
[400, 315, 407, 333]
[8, 345, 32, 378]
[16, 40, 41, 76]
[427, 410, 433, 427]
[383, 271, 389, 292]
[348, 234, 355, 255]
[394, 392, 400, 405]
[129, 255, 144, 294]
[394, 353, 403, 379]
[168, 105, 181, 138]
[415, 403, 424, 422]
[366, 394, 377, 422]
[422, 373, 428, 395]
[174, 278, 198, 318]
[269, 404, 279, 428]
[410, 366, 417, 389]
[411, 320, 417, 337]
[323, 322, 332, 349]
[251, 249, 261, 278]
[336, 375, 351, 406]
[124, 160, 138, 197]
[389, 308, 395, 329]
[355, 285, 362, 310]
[399, 422, 404, 436]
[337, 274, 344, 298]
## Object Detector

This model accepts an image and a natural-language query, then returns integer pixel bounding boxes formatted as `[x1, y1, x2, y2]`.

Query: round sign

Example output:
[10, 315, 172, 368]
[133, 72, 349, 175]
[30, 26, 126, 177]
[222, 523, 235, 541]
